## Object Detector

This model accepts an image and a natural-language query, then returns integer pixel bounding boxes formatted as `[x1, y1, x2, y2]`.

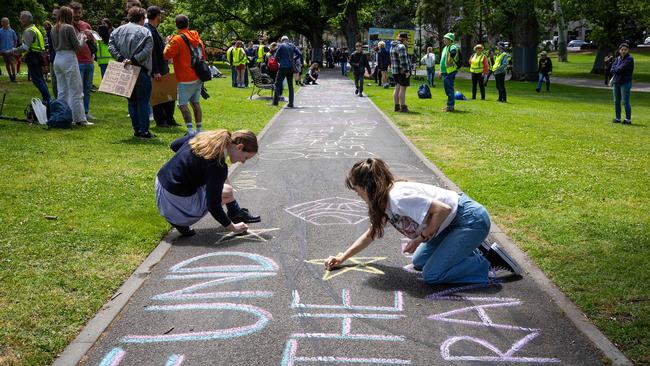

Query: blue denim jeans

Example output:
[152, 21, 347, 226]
[426, 67, 435, 87]
[128, 70, 152, 134]
[78, 63, 94, 113]
[412, 194, 491, 284]
[442, 71, 456, 108]
[25, 52, 50, 104]
[341, 62, 347, 75]
[536, 72, 550, 91]
[273, 67, 294, 106]
[230, 66, 237, 87]
[613, 81, 632, 121]
[99, 63, 108, 78]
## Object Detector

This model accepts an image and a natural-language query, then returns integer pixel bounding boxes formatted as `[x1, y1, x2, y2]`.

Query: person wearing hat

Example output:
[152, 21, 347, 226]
[439, 33, 460, 112]
[492, 43, 509, 102]
[610, 42, 634, 124]
[536, 51, 553, 92]
[469, 44, 489, 100]
[390, 32, 412, 113]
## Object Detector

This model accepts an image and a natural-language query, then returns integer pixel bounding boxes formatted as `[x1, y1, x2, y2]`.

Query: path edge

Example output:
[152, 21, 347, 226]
[51, 101, 290, 366]
[365, 97, 632, 366]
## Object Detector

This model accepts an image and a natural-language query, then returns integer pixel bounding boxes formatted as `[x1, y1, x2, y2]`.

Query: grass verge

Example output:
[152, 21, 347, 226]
[548, 48, 650, 83]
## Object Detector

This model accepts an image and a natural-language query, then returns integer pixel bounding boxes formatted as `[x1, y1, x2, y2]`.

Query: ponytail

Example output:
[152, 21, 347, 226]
[189, 129, 258, 162]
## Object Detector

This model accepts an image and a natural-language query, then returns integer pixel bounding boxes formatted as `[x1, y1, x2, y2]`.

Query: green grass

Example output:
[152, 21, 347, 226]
[364, 77, 650, 364]
[0, 62, 279, 365]
[549, 48, 650, 83]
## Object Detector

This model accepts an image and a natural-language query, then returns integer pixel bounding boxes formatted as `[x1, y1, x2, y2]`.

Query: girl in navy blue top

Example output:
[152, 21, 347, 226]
[610, 43, 634, 124]
[156, 129, 260, 236]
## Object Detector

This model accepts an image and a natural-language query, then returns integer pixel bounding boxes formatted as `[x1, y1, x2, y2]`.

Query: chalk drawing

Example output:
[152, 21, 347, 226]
[153, 273, 275, 301]
[281, 339, 412, 366]
[98, 348, 125, 366]
[291, 313, 405, 341]
[122, 303, 272, 343]
[428, 299, 538, 331]
[98, 349, 185, 366]
[285, 197, 368, 226]
[425, 283, 497, 299]
[169, 251, 279, 274]
[384, 162, 435, 183]
[440, 332, 561, 363]
[305, 256, 386, 281]
[215, 228, 280, 243]
[232, 171, 267, 191]
[291, 289, 403, 312]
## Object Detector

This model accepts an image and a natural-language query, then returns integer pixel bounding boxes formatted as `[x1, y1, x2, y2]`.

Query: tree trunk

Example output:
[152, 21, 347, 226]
[342, 2, 359, 49]
[309, 31, 324, 65]
[461, 33, 472, 67]
[511, 1, 539, 81]
[554, 0, 567, 62]
[591, 48, 611, 75]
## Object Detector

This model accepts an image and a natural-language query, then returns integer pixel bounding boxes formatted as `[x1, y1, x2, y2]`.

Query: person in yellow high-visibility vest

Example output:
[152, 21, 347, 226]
[14, 11, 51, 105]
[438, 32, 459, 112]
[469, 44, 489, 100]
[96, 24, 113, 78]
[492, 43, 509, 102]
[232, 40, 248, 87]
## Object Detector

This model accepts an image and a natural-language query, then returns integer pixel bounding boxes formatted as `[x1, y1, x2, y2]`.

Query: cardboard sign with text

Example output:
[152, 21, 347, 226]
[150, 73, 177, 106]
[98, 60, 140, 98]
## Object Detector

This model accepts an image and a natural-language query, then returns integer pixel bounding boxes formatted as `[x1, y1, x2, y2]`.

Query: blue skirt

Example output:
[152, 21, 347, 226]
[155, 178, 208, 226]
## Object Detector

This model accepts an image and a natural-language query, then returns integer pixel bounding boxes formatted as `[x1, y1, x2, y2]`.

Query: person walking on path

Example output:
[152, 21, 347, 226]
[13, 11, 51, 107]
[146, 6, 178, 128]
[51, 6, 89, 125]
[155, 129, 261, 237]
[109, 7, 154, 138]
[324, 158, 519, 284]
[272, 35, 301, 108]
[350, 42, 372, 97]
[492, 43, 509, 103]
[536, 51, 553, 92]
[70, 2, 97, 121]
[610, 43, 634, 125]
[377, 41, 391, 89]
[339, 47, 349, 76]
[1, 18, 19, 82]
[421, 46, 436, 88]
[164, 14, 206, 135]
[391, 32, 411, 113]
[469, 44, 488, 100]
[439, 33, 460, 112]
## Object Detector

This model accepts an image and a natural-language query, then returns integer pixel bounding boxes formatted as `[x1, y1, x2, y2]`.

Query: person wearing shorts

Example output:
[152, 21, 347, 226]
[390, 32, 411, 113]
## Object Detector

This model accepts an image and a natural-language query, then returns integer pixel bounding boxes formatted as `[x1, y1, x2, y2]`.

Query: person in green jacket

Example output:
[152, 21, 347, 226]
[438, 33, 459, 112]
[492, 43, 509, 102]
[96, 24, 113, 78]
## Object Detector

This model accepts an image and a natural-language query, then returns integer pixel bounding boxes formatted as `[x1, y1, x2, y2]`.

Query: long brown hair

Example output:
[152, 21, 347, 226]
[189, 129, 258, 162]
[55, 6, 73, 31]
[346, 158, 394, 240]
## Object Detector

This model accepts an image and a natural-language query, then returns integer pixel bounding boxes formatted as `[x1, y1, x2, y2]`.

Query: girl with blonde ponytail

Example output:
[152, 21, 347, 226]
[325, 157, 519, 284]
[155, 129, 261, 236]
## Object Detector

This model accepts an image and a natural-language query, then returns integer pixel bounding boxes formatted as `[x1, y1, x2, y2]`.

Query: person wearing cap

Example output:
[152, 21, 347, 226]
[439, 32, 460, 112]
[536, 51, 553, 93]
[469, 44, 488, 100]
[272, 35, 301, 108]
[492, 43, 509, 103]
[610, 43, 634, 124]
[390, 32, 411, 113]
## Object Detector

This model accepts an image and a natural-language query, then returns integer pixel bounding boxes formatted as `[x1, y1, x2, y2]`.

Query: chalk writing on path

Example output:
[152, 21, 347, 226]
[282, 290, 411, 365]
[232, 170, 267, 191]
[304, 255, 386, 281]
[385, 161, 436, 184]
[98, 348, 185, 366]
[427, 285, 561, 363]
[214, 228, 280, 244]
[121, 252, 278, 344]
[285, 197, 368, 226]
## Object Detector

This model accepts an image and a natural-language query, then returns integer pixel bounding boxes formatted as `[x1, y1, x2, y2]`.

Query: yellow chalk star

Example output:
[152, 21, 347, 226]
[215, 228, 280, 244]
[305, 255, 387, 281]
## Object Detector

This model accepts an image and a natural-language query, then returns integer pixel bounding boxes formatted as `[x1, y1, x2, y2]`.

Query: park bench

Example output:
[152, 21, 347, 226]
[248, 67, 275, 100]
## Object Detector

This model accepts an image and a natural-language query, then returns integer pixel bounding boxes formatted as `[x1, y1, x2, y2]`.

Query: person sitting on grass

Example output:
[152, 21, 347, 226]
[156, 129, 262, 237]
[324, 158, 519, 284]
[303, 62, 319, 85]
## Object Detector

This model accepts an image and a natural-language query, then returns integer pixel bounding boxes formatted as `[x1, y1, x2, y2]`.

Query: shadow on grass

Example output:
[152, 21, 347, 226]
[113, 137, 168, 146]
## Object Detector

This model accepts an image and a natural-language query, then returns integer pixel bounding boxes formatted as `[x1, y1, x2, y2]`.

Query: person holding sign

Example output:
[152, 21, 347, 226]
[156, 129, 261, 237]
[325, 158, 519, 284]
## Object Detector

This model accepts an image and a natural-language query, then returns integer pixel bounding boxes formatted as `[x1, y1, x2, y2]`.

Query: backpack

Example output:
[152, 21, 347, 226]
[417, 83, 432, 99]
[268, 56, 279, 72]
[179, 34, 212, 82]
[454, 47, 463, 70]
[47, 99, 73, 128]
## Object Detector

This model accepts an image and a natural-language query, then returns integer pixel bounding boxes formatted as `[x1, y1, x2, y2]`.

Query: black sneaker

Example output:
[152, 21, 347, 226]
[481, 242, 522, 275]
[612, 118, 621, 123]
[137, 131, 156, 139]
[355, 89, 359, 95]
[172, 224, 196, 237]
[623, 119, 632, 125]
[228, 208, 261, 223]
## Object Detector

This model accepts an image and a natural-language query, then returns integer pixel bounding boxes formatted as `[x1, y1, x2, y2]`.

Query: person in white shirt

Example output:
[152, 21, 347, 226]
[325, 158, 518, 284]
[421, 46, 436, 87]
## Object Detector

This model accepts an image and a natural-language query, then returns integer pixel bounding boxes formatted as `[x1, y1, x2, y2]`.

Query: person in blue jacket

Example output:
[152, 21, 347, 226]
[156, 129, 261, 236]
[610, 43, 634, 124]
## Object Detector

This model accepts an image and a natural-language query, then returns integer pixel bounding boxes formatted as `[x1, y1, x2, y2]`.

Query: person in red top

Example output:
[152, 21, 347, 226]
[163, 14, 205, 136]
[69, 2, 96, 121]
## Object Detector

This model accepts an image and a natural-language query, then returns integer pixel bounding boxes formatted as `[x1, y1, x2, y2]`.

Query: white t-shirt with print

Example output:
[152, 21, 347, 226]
[385, 181, 460, 239]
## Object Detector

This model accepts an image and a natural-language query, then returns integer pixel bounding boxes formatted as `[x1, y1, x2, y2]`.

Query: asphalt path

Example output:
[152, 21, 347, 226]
[79, 70, 609, 366]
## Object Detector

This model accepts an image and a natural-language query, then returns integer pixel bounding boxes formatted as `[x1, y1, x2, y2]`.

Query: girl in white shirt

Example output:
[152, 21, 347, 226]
[325, 158, 492, 284]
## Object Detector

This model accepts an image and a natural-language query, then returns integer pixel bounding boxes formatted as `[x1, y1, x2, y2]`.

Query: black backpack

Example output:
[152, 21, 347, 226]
[454, 47, 463, 70]
[179, 34, 212, 82]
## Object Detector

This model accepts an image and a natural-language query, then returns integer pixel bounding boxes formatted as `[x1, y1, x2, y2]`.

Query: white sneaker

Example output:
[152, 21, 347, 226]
[86, 113, 97, 120]
[78, 120, 94, 126]
[149, 113, 154, 121]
